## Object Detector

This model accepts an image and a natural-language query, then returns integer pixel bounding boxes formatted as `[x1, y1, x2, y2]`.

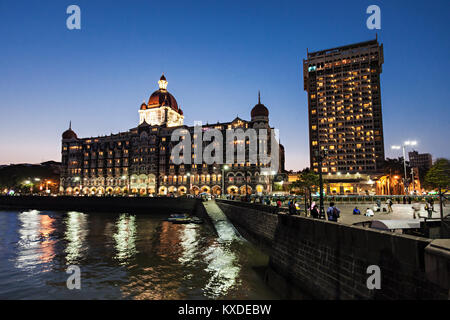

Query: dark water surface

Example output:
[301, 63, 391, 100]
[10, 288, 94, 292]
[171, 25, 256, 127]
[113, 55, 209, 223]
[0, 210, 278, 299]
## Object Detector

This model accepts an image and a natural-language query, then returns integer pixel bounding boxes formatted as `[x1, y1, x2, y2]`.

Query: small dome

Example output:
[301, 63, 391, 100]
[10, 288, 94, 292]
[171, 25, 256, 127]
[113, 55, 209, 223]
[251, 92, 269, 118]
[140, 102, 147, 110]
[179, 108, 183, 115]
[62, 129, 77, 140]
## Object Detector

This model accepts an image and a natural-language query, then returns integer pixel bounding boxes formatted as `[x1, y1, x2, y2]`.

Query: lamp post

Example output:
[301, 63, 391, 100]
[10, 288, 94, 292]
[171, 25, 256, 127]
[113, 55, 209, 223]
[391, 141, 417, 195]
[187, 172, 191, 196]
[314, 148, 328, 219]
[74, 176, 81, 195]
[221, 165, 229, 198]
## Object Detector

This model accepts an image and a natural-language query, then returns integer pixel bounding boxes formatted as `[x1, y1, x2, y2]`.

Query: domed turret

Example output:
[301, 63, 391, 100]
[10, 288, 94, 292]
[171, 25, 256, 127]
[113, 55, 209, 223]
[138, 74, 184, 127]
[62, 121, 77, 140]
[251, 91, 269, 118]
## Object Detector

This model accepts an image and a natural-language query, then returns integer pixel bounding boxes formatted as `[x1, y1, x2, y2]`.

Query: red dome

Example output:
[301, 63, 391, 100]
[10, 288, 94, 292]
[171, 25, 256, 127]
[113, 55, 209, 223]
[147, 90, 179, 111]
[140, 102, 147, 110]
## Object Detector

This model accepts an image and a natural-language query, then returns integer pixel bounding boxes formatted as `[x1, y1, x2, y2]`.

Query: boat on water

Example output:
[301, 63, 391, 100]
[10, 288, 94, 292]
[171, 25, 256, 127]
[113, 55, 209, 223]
[167, 214, 204, 224]
[190, 217, 204, 224]
[167, 213, 189, 222]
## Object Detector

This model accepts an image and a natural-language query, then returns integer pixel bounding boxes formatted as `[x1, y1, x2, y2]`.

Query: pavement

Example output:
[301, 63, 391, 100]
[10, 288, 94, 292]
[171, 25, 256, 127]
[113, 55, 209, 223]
[298, 203, 450, 225]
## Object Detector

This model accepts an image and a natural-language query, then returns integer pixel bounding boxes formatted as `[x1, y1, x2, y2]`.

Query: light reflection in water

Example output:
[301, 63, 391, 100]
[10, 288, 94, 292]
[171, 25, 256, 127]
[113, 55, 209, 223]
[15, 210, 41, 271]
[15, 210, 56, 271]
[64, 211, 88, 264]
[178, 224, 199, 266]
[202, 220, 243, 298]
[113, 214, 138, 264]
[202, 243, 240, 298]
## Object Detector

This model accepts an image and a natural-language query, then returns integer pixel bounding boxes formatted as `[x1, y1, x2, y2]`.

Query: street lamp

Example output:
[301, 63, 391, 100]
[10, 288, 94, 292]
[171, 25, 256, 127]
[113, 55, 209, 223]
[221, 165, 229, 198]
[391, 140, 417, 195]
[186, 172, 191, 195]
[314, 148, 328, 219]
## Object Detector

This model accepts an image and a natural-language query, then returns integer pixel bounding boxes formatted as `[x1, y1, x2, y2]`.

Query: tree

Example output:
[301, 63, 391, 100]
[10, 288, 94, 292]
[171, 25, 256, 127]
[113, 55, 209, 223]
[424, 158, 450, 237]
[290, 169, 319, 214]
[424, 158, 450, 190]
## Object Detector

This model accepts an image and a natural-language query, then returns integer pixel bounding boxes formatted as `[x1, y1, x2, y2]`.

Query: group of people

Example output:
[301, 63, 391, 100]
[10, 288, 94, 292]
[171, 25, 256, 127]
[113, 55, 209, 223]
[307, 202, 340, 221]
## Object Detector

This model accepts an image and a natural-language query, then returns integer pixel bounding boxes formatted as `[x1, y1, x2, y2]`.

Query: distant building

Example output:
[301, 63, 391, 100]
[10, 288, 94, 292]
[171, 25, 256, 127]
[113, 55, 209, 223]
[60, 75, 285, 196]
[408, 150, 432, 169]
[303, 38, 385, 176]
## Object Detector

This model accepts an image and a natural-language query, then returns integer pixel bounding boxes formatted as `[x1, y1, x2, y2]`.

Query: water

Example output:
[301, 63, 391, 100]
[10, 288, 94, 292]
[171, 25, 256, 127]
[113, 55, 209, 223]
[0, 210, 278, 299]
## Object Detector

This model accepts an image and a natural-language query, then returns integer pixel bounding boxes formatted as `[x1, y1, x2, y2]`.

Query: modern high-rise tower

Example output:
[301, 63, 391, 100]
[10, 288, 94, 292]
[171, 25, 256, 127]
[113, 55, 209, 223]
[303, 39, 385, 175]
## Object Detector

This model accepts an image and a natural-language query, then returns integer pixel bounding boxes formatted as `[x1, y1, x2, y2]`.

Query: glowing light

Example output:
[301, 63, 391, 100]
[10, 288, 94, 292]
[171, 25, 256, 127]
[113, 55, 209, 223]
[404, 140, 417, 146]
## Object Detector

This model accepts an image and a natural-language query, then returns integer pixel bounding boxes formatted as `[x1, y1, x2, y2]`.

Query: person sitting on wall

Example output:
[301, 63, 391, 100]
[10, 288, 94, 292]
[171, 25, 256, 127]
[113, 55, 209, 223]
[353, 207, 361, 215]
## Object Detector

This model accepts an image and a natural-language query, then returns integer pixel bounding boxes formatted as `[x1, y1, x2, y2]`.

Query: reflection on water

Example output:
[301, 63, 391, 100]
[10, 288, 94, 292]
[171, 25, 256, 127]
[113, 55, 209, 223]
[113, 214, 138, 264]
[203, 243, 240, 298]
[0, 209, 278, 300]
[178, 224, 199, 266]
[64, 211, 88, 264]
[15, 210, 56, 272]
[15, 210, 41, 271]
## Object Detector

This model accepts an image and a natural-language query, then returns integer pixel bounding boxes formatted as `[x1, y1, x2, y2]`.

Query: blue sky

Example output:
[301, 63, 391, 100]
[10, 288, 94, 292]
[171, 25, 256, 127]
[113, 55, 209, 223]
[0, 0, 449, 169]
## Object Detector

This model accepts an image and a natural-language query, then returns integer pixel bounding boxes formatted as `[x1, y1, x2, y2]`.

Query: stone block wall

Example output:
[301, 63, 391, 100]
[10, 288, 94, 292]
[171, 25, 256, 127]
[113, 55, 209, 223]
[216, 199, 449, 300]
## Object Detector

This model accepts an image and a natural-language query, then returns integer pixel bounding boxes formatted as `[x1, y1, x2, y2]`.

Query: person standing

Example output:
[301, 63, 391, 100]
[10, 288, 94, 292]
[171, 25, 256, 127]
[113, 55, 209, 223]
[311, 205, 319, 219]
[327, 202, 340, 222]
[387, 198, 393, 213]
[276, 199, 282, 208]
[425, 201, 433, 219]
[411, 202, 420, 219]
[429, 198, 435, 211]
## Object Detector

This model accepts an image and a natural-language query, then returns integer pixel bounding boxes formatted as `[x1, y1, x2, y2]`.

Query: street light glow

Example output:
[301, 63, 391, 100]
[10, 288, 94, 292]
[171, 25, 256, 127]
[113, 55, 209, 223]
[407, 140, 417, 146]
[391, 145, 401, 150]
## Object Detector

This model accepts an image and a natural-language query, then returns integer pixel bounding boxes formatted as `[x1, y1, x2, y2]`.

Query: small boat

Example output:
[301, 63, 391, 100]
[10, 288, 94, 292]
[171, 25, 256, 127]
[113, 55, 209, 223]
[171, 217, 192, 224]
[190, 217, 204, 224]
[167, 213, 188, 222]
[167, 213, 204, 224]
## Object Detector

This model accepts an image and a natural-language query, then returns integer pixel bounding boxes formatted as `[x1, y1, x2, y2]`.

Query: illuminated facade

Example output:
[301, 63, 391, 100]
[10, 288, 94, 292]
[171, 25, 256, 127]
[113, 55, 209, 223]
[60, 75, 285, 196]
[303, 39, 385, 175]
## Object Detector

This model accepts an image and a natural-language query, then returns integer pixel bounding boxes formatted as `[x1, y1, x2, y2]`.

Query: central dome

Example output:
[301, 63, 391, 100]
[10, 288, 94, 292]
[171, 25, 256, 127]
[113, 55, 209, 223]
[143, 74, 179, 112]
[147, 90, 178, 111]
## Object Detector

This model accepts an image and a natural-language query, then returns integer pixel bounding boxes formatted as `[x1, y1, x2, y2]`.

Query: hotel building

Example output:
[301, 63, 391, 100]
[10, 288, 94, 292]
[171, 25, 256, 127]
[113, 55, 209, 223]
[60, 75, 284, 196]
[303, 39, 385, 194]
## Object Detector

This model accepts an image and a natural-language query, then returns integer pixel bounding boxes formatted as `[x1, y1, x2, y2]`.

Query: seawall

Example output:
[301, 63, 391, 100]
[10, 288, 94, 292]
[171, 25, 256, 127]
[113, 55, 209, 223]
[0, 195, 200, 215]
[216, 199, 450, 300]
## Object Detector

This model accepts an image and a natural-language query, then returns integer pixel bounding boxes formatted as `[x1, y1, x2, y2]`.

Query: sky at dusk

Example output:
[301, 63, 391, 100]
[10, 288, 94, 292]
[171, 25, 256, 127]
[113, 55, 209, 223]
[0, 0, 449, 170]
